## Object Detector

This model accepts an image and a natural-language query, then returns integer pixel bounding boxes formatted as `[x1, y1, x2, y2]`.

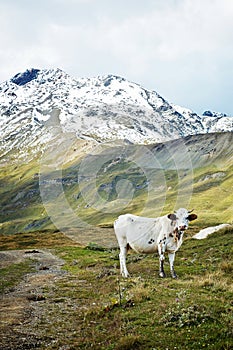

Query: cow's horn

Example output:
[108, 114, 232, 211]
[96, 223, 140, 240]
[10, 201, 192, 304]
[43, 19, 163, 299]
[188, 209, 194, 213]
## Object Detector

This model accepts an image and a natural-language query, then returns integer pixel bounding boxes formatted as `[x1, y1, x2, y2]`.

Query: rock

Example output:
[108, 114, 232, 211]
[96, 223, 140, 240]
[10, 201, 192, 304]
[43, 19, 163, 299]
[193, 224, 230, 239]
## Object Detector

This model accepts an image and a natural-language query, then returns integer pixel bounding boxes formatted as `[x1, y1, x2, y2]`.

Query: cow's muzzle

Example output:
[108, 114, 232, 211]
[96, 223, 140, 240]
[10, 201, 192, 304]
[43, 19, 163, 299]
[179, 225, 187, 231]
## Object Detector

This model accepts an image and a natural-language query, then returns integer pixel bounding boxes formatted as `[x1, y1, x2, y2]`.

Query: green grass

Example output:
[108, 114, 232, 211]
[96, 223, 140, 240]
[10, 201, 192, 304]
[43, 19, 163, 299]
[1, 135, 233, 235]
[1, 227, 231, 349]
[0, 231, 80, 250]
[50, 227, 233, 349]
[0, 260, 35, 294]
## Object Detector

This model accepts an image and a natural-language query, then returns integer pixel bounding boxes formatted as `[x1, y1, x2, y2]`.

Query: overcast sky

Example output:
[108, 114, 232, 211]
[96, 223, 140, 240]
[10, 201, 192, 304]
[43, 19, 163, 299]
[0, 0, 232, 115]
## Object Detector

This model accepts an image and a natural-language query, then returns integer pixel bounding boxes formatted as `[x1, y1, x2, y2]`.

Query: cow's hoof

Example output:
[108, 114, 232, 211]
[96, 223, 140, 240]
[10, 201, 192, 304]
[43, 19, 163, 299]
[159, 272, 166, 278]
[122, 273, 130, 278]
[171, 273, 178, 279]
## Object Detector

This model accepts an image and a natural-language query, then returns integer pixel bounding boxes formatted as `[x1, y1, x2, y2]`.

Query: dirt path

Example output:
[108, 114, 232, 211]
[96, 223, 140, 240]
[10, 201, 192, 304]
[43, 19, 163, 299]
[0, 249, 66, 350]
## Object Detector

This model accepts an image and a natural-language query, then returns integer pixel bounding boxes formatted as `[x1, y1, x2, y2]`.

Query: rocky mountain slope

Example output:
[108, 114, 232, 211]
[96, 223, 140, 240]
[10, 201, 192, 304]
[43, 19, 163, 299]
[1, 131, 233, 235]
[0, 68, 232, 160]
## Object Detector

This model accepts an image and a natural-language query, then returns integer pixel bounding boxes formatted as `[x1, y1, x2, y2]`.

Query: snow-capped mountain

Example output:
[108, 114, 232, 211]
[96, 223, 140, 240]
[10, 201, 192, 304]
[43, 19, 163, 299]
[0, 68, 232, 159]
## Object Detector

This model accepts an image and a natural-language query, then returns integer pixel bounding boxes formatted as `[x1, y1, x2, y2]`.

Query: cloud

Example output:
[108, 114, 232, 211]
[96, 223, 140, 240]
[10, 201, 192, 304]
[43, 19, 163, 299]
[0, 0, 232, 114]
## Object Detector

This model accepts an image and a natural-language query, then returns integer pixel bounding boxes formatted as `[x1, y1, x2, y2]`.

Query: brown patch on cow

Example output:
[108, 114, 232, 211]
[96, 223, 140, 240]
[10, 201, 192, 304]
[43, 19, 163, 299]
[170, 228, 182, 242]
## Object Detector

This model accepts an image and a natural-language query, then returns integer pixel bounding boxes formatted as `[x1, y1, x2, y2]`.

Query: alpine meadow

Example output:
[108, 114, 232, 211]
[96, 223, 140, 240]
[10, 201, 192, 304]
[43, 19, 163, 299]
[0, 69, 232, 350]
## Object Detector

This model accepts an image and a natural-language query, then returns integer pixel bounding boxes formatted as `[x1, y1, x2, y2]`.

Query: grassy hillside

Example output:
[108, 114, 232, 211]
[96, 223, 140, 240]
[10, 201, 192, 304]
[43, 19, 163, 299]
[0, 226, 232, 349]
[0, 132, 232, 239]
[0, 132, 232, 349]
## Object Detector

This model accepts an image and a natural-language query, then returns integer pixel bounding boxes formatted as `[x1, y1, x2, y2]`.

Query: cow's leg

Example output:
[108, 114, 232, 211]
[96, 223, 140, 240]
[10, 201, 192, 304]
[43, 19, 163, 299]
[158, 241, 166, 278]
[119, 245, 130, 278]
[159, 256, 166, 278]
[168, 252, 177, 278]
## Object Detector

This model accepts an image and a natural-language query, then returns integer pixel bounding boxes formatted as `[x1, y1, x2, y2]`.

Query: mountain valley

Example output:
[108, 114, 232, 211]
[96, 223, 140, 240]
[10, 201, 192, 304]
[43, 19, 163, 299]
[0, 68, 233, 350]
[0, 68, 232, 238]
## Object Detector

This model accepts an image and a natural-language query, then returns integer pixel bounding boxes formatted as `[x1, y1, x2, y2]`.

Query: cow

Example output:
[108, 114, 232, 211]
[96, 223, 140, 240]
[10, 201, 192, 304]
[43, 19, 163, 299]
[114, 208, 197, 278]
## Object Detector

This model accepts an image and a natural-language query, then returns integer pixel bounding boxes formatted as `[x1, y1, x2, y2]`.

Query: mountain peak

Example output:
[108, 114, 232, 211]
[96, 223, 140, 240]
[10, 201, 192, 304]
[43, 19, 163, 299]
[11, 68, 41, 86]
[102, 75, 126, 86]
[202, 110, 228, 118]
[0, 68, 233, 160]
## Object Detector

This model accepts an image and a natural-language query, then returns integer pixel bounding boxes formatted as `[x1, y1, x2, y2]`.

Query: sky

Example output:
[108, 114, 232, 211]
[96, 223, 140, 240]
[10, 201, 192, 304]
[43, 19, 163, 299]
[0, 0, 232, 115]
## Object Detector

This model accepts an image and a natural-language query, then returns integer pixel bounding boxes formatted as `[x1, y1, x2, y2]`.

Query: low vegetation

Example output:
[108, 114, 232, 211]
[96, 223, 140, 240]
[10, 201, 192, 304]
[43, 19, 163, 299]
[1, 133, 233, 235]
[0, 226, 232, 349]
[0, 133, 232, 348]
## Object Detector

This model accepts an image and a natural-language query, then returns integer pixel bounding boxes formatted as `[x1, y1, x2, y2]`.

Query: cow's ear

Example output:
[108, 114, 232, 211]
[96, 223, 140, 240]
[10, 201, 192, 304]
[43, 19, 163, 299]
[168, 213, 176, 221]
[187, 214, 197, 221]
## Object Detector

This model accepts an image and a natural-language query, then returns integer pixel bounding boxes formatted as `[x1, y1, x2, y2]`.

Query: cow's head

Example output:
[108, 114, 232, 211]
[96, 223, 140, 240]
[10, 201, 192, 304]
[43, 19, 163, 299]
[168, 208, 197, 231]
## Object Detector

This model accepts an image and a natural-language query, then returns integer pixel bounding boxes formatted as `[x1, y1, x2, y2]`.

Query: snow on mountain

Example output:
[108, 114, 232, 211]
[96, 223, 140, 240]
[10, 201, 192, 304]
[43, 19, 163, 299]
[0, 68, 232, 159]
[201, 110, 233, 133]
[172, 104, 233, 133]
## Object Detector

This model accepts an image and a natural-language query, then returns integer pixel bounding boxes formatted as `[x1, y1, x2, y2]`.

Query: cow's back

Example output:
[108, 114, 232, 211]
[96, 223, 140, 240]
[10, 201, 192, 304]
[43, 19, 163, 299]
[114, 214, 164, 253]
[114, 214, 138, 236]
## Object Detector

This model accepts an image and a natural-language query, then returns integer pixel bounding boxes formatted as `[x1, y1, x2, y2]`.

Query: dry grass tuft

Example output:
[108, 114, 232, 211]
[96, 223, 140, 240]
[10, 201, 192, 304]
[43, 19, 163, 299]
[114, 334, 141, 350]
[196, 270, 233, 292]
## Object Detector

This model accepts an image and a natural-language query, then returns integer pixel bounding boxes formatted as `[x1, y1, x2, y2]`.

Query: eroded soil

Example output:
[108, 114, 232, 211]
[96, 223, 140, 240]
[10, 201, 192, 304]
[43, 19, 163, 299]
[0, 249, 65, 349]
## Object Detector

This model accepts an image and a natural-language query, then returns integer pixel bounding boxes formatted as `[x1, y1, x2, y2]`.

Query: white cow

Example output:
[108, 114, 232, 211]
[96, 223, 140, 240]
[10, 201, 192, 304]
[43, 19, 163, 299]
[114, 208, 197, 278]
